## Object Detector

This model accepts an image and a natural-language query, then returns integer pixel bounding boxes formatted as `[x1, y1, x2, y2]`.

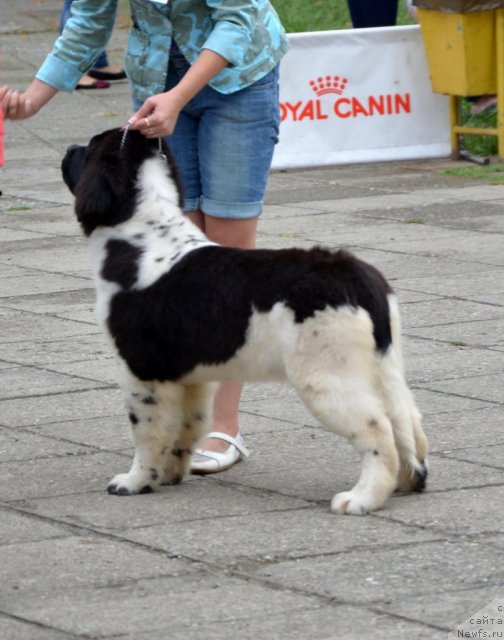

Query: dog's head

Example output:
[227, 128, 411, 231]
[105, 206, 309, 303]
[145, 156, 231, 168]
[61, 128, 182, 236]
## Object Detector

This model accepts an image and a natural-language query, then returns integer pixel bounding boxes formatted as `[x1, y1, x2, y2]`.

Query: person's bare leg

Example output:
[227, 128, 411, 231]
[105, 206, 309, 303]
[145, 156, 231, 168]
[185, 209, 205, 230]
[204, 215, 258, 251]
[185, 210, 258, 249]
[205, 381, 244, 453]
[186, 211, 258, 454]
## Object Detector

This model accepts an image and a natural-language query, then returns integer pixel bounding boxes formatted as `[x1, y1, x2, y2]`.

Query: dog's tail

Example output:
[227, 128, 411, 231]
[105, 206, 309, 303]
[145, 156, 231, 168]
[379, 294, 428, 492]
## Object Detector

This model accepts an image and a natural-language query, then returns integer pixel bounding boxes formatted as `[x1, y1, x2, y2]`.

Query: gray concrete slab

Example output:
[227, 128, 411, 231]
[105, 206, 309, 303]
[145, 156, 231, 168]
[0, 2, 503, 638]
[392, 271, 504, 306]
[107, 611, 449, 640]
[0, 387, 123, 428]
[226, 449, 504, 503]
[375, 588, 504, 639]
[250, 540, 502, 604]
[1, 571, 323, 639]
[25, 415, 134, 451]
[0, 427, 97, 462]
[0, 505, 71, 545]
[119, 506, 442, 566]
[442, 443, 504, 468]
[405, 345, 504, 385]
[419, 372, 504, 404]
[0, 451, 130, 501]
[374, 484, 504, 536]
[0, 365, 107, 400]
[424, 406, 504, 451]
[12, 480, 311, 531]
[0, 333, 108, 369]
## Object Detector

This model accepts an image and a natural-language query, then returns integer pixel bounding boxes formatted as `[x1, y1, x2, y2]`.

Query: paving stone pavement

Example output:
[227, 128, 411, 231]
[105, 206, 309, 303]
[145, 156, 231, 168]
[1, 2, 503, 639]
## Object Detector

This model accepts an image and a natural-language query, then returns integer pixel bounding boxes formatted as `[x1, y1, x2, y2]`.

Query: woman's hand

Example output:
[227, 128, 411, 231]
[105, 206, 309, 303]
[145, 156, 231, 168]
[0, 87, 36, 120]
[0, 80, 58, 120]
[128, 89, 185, 138]
[128, 49, 229, 139]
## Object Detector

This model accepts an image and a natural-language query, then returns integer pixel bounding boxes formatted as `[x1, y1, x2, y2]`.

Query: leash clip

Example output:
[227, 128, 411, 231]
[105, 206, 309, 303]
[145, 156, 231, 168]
[158, 137, 167, 163]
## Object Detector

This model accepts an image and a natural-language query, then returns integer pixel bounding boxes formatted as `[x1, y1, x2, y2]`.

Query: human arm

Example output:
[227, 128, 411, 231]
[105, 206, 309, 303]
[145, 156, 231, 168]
[38, 0, 118, 92]
[0, 80, 58, 120]
[2, 0, 118, 120]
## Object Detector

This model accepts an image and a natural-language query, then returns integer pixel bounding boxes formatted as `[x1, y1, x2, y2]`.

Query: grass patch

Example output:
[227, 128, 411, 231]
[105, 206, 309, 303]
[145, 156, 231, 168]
[458, 99, 498, 158]
[404, 218, 425, 224]
[116, 0, 414, 34]
[274, 0, 351, 32]
[274, 0, 414, 32]
[116, 0, 414, 32]
[5, 205, 32, 212]
[449, 340, 472, 349]
[443, 164, 504, 185]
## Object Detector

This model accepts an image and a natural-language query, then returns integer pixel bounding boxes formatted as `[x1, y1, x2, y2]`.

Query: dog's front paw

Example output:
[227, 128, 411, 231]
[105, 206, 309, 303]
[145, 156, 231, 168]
[331, 491, 371, 515]
[107, 472, 155, 496]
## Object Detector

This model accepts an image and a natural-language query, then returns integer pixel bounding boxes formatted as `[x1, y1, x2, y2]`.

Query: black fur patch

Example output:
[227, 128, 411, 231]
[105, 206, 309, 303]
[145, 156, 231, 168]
[101, 239, 142, 290]
[107, 246, 393, 382]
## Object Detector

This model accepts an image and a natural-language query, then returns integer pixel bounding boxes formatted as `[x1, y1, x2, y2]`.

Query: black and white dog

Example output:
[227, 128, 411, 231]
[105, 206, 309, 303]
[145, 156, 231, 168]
[62, 128, 428, 515]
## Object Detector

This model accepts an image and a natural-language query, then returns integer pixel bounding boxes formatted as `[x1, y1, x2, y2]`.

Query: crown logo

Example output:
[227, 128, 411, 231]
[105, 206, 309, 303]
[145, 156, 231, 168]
[309, 75, 348, 96]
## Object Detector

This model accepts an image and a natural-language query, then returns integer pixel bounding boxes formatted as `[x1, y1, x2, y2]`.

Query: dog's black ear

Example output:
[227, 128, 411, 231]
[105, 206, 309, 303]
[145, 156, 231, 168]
[70, 128, 172, 236]
[73, 132, 136, 236]
[61, 144, 87, 194]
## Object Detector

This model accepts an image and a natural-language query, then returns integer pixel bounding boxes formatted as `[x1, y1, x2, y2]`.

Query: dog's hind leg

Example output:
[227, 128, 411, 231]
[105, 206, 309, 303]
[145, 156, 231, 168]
[286, 309, 400, 515]
[162, 383, 217, 485]
[397, 392, 428, 492]
[107, 372, 187, 496]
[378, 355, 428, 492]
[298, 381, 399, 515]
[382, 296, 428, 492]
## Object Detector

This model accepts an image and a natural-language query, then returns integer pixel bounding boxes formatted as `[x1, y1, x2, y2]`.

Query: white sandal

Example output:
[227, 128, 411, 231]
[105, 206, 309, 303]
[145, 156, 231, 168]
[190, 431, 250, 475]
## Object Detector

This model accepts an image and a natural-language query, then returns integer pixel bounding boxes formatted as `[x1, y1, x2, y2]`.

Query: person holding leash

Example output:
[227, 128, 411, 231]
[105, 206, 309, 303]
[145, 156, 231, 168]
[0, 0, 289, 474]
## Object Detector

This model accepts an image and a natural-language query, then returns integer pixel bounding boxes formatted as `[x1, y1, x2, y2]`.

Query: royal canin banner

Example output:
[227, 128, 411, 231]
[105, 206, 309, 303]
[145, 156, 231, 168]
[272, 25, 450, 169]
[0, 108, 4, 166]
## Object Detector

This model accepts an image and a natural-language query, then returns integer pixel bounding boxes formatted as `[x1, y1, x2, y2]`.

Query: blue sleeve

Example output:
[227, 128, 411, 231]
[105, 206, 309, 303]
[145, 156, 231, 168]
[199, 1, 258, 66]
[36, 0, 119, 91]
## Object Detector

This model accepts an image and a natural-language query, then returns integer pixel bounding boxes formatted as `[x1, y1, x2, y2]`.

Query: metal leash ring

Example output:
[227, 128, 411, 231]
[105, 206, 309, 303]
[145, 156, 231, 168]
[158, 136, 167, 163]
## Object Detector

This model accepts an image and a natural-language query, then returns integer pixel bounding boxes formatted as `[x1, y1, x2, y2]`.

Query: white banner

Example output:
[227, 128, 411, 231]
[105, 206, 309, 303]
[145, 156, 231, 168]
[272, 25, 450, 169]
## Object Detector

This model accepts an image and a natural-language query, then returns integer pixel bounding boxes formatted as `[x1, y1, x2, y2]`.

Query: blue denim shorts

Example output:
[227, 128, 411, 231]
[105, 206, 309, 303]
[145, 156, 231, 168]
[164, 57, 280, 219]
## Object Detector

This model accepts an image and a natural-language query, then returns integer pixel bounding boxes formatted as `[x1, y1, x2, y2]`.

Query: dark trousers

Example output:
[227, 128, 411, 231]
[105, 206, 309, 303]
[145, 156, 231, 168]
[347, 0, 398, 28]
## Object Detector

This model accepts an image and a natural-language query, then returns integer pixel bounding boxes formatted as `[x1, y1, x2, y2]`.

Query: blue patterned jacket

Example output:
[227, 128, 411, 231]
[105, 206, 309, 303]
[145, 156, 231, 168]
[36, 0, 289, 101]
